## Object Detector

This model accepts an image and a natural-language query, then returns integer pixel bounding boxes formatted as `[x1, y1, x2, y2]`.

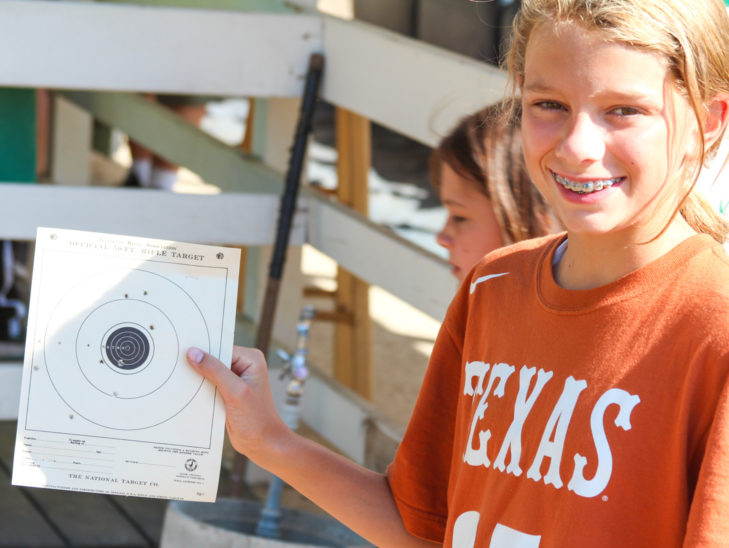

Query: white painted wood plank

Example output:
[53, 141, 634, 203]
[304, 190, 454, 321]
[236, 318, 392, 466]
[0, 1, 321, 96]
[0, 363, 22, 420]
[244, 362, 373, 482]
[298, 371, 369, 463]
[0, 184, 306, 246]
[321, 15, 510, 147]
[267, 366, 368, 463]
[0, 184, 448, 318]
[50, 96, 92, 186]
[0, 2, 509, 146]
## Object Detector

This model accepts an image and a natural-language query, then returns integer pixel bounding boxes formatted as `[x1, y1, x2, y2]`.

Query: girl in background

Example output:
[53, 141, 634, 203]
[432, 99, 557, 280]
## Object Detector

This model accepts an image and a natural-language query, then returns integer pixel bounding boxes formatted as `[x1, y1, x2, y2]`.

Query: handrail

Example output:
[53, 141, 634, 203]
[56, 90, 455, 318]
[0, 0, 482, 460]
[0, 1, 508, 147]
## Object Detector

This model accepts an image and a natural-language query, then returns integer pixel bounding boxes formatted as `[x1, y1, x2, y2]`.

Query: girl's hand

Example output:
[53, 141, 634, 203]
[188, 348, 435, 547]
[186, 345, 287, 462]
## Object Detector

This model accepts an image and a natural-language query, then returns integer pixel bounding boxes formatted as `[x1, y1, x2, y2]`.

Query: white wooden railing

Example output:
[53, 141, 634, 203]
[0, 0, 509, 468]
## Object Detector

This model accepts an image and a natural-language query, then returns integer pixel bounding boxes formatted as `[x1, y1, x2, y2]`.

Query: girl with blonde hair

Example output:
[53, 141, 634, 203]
[185, 0, 729, 545]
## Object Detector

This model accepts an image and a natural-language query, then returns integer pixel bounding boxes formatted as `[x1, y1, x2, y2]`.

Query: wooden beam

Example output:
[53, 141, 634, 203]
[335, 109, 370, 212]
[0, 12, 462, 318]
[304, 189, 453, 321]
[234, 316, 403, 467]
[50, 94, 92, 186]
[321, 15, 509, 147]
[62, 91, 283, 194]
[55, 94, 451, 318]
[0, 184, 305, 245]
[235, 97, 256, 313]
[333, 269, 371, 397]
[0, 3, 509, 147]
[0, 1, 321, 97]
[0, 187, 449, 320]
[101, 0, 293, 10]
[333, 108, 372, 399]
[240, 98, 256, 155]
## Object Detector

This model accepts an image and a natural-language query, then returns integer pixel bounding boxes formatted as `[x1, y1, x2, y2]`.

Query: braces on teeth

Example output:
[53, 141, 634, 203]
[553, 173, 621, 194]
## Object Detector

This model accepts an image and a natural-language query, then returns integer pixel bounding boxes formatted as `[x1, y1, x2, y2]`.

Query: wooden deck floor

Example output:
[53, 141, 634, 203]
[0, 421, 168, 548]
[0, 420, 323, 547]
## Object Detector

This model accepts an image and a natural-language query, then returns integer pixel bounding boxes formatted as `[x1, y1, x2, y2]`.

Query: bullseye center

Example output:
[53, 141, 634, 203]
[102, 325, 152, 371]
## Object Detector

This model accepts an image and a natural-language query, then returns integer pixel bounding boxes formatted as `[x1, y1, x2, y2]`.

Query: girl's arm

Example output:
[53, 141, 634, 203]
[186, 346, 439, 548]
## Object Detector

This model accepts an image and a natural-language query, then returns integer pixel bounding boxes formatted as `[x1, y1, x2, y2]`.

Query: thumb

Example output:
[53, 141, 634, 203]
[186, 347, 239, 393]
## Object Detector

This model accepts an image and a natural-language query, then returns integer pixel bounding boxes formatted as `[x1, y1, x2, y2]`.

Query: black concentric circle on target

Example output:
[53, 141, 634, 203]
[103, 325, 151, 371]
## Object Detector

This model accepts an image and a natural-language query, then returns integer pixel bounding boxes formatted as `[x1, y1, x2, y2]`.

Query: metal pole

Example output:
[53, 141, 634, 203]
[228, 52, 325, 497]
[255, 305, 315, 539]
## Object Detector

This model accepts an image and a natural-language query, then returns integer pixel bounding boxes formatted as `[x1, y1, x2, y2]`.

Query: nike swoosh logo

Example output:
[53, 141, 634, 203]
[470, 272, 509, 294]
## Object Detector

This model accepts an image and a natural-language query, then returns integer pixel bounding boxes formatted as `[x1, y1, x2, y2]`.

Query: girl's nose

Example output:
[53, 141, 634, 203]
[436, 228, 453, 249]
[556, 113, 605, 164]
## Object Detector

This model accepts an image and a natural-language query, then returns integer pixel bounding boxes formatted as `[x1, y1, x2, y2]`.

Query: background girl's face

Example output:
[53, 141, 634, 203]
[520, 22, 695, 242]
[436, 163, 504, 280]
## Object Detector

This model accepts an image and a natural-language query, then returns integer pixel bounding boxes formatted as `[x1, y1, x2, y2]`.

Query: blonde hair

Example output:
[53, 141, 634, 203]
[430, 99, 557, 244]
[505, 0, 729, 243]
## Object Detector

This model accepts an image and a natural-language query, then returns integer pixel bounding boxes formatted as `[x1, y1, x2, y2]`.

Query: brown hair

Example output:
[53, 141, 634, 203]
[430, 99, 557, 244]
[505, 0, 729, 243]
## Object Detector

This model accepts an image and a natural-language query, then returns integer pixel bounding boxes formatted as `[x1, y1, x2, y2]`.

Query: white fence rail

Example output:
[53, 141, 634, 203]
[0, 1, 508, 147]
[0, 1, 508, 459]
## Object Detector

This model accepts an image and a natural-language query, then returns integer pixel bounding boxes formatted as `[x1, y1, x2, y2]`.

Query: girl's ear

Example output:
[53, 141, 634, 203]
[704, 94, 729, 148]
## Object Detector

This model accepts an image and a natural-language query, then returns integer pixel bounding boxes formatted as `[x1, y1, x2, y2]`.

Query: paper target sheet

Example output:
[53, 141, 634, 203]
[12, 228, 240, 502]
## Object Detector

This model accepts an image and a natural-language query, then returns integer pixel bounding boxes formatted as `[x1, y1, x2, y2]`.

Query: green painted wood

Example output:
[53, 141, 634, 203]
[250, 97, 269, 160]
[62, 91, 283, 194]
[0, 89, 36, 183]
[92, 119, 115, 156]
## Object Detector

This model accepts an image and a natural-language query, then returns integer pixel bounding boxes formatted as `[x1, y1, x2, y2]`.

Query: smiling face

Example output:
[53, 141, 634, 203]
[520, 22, 697, 244]
[436, 163, 504, 280]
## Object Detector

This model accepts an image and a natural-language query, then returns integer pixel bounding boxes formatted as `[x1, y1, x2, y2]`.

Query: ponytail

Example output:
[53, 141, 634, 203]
[680, 190, 729, 244]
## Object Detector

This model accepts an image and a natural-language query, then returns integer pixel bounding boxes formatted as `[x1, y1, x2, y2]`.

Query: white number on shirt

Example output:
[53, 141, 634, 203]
[452, 512, 541, 548]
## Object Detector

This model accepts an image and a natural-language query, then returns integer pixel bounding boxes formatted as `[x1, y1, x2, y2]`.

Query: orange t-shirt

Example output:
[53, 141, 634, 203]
[388, 234, 729, 547]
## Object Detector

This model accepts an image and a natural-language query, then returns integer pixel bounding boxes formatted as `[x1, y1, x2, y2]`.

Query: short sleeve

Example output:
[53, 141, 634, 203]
[387, 285, 469, 543]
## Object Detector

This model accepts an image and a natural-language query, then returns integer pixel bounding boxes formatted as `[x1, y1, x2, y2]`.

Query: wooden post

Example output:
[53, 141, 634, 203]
[235, 98, 255, 314]
[51, 93, 92, 186]
[334, 107, 372, 399]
